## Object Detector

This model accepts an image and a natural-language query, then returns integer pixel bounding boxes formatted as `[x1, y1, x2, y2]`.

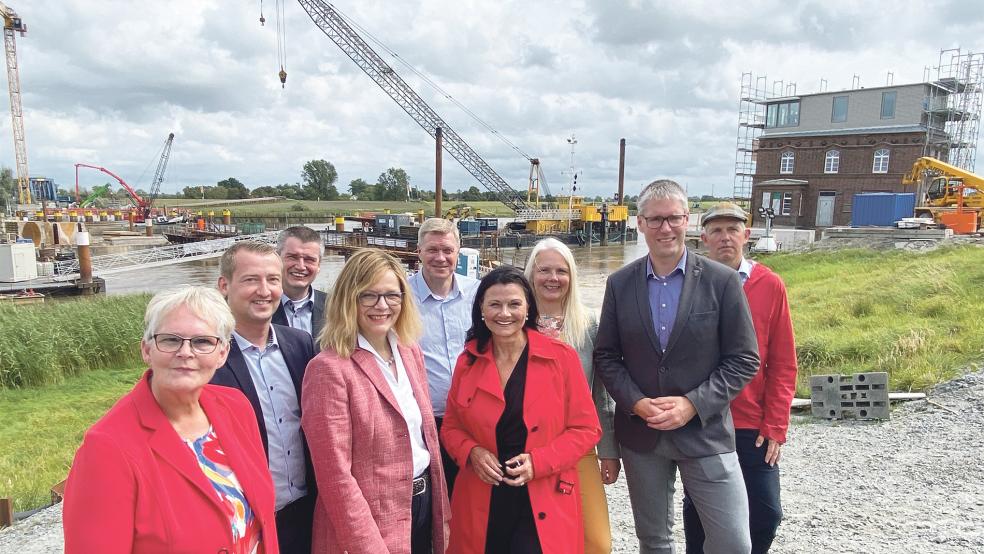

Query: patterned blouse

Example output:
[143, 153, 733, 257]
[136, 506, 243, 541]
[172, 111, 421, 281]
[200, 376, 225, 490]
[537, 314, 564, 339]
[186, 428, 262, 554]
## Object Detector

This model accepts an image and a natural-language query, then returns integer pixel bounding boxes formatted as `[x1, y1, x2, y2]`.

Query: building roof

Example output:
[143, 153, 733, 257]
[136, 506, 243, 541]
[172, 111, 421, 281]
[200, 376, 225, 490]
[762, 124, 928, 138]
[758, 81, 948, 104]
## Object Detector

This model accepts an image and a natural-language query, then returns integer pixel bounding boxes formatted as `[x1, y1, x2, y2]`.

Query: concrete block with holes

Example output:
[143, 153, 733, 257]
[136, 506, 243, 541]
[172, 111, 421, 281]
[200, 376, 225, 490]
[810, 372, 890, 420]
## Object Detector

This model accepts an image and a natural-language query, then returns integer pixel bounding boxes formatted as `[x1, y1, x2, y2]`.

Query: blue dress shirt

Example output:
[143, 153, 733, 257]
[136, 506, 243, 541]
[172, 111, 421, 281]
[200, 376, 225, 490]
[408, 271, 479, 417]
[646, 250, 688, 352]
[232, 328, 308, 511]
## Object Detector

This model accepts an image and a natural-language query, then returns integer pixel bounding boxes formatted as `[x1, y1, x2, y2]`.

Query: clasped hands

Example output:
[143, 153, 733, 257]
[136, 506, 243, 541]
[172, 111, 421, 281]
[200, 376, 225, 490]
[633, 396, 697, 430]
[469, 447, 533, 486]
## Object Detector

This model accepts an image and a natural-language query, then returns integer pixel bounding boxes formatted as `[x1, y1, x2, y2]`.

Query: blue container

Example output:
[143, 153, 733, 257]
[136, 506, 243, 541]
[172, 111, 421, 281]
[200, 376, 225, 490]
[457, 220, 481, 236]
[851, 193, 916, 227]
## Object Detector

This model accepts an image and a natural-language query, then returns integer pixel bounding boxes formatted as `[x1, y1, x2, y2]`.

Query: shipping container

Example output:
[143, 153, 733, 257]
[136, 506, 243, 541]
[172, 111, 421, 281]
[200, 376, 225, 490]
[851, 193, 916, 227]
[457, 220, 481, 236]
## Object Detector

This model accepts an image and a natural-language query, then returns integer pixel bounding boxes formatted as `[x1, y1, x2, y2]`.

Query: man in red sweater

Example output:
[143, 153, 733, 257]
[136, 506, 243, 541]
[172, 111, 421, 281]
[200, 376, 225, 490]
[683, 202, 798, 554]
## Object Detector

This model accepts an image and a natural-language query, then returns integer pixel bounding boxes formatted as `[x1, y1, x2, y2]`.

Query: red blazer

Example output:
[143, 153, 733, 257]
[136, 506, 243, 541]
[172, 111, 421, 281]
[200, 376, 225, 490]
[441, 330, 602, 554]
[63, 370, 278, 554]
[301, 342, 450, 554]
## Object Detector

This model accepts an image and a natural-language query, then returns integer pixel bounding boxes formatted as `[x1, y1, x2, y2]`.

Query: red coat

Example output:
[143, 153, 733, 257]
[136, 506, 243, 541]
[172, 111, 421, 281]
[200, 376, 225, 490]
[63, 370, 278, 554]
[301, 342, 450, 553]
[441, 330, 601, 554]
[730, 262, 798, 443]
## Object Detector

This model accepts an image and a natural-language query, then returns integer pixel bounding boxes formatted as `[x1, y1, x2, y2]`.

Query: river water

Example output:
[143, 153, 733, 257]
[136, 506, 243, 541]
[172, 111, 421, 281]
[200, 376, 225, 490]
[102, 240, 651, 313]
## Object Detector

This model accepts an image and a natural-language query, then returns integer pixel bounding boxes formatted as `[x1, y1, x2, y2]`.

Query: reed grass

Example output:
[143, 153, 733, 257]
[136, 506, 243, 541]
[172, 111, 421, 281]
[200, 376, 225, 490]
[0, 294, 150, 389]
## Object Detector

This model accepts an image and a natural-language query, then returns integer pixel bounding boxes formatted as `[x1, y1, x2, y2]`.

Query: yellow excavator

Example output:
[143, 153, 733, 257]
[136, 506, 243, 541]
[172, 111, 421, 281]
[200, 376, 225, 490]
[902, 157, 983, 234]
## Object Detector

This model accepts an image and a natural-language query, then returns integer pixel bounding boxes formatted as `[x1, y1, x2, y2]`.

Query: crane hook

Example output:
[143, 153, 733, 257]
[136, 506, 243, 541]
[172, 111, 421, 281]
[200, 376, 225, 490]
[260, 14, 266, 26]
[279, 67, 287, 88]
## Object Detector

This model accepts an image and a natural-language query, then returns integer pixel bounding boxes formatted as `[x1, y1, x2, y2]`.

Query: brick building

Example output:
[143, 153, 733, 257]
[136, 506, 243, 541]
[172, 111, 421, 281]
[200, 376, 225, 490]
[750, 83, 953, 228]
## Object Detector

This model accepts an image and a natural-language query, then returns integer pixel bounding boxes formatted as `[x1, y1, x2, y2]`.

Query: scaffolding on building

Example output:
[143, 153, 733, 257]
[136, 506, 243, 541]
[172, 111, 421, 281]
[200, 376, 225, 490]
[733, 73, 795, 200]
[923, 48, 983, 172]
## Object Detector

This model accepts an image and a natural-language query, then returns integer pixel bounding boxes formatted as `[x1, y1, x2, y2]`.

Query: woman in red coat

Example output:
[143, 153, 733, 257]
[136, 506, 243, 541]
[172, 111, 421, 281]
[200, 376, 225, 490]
[63, 286, 278, 554]
[441, 266, 601, 554]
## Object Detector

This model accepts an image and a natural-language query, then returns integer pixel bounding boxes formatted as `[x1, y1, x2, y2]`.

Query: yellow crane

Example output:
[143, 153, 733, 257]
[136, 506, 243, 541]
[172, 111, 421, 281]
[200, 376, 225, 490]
[0, 2, 28, 204]
[902, 156, 984, 233]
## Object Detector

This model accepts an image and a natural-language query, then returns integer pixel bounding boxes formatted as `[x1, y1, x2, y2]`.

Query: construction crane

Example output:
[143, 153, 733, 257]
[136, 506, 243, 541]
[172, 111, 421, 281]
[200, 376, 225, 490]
[0, 2, 29, 204]
[74, 133, 175, 221]
[294, 0, 533, 212]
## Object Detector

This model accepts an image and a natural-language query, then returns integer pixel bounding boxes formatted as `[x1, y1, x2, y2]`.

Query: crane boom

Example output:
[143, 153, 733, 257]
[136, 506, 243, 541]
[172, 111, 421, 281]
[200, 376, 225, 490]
[0, 2, 29, 204]
[75, 163, 146, 208]
[295, 0, 531, 212]
[145, 132, 175, 216]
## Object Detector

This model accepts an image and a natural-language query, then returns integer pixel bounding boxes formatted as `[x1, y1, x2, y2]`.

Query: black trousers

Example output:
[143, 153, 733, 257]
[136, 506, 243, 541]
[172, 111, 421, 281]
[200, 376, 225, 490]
[485, 484, 542, 554]
[275, 493, 315, 554]
[434, 416, 459, 497]
[411, 480, 433, 554]
[682, 429, 783, 554]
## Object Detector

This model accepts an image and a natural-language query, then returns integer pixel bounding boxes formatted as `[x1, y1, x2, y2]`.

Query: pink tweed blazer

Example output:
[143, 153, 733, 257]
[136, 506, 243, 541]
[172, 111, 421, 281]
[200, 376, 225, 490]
[301, 341, 450, 554]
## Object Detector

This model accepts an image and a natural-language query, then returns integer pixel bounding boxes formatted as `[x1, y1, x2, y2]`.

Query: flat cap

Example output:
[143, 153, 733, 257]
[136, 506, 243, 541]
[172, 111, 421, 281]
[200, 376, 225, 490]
[701, 202, 749, 226]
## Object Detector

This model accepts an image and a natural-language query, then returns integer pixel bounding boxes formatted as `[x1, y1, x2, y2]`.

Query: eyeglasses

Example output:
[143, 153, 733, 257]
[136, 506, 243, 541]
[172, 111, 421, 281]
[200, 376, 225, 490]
[358, 292, 404, 307]
[641, 214, 688, 229]
[153, 333, 222, 354]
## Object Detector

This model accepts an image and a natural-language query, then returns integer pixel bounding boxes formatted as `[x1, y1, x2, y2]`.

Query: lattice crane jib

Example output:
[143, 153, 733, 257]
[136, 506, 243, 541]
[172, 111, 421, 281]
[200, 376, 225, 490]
[295, 0, 530, 212]
[146, 133, 175, 214]
[0, 2, 28, 205]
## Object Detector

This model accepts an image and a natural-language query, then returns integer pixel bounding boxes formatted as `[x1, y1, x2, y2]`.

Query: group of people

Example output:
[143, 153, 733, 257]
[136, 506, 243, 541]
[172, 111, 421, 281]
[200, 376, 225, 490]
[62, 178, 797, 554]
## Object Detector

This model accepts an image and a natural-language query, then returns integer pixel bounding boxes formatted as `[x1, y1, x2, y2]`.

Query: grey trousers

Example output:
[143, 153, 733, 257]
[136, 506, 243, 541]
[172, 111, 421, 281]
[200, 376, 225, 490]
[622, 442, 751, 554]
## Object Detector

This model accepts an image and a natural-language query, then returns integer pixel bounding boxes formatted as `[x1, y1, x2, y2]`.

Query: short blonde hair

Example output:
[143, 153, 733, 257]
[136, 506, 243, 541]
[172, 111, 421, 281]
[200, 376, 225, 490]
[524, 238, 590, 349]
[220, 241, 280, 281]
[418, 217, 460, 246]
[318, 248, 421, 357]
[143, 286, 235, 342]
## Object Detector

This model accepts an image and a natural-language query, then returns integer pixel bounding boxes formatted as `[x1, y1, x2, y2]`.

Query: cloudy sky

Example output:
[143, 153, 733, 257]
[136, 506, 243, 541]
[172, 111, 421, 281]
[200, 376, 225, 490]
[4, 0, 983, 200]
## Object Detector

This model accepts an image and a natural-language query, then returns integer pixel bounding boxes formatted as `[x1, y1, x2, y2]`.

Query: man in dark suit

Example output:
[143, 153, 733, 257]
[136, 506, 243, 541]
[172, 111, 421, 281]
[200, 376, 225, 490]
[595, 180, 760, 554]
[272, 226, 328, 341]
[211, 241, 317, 554]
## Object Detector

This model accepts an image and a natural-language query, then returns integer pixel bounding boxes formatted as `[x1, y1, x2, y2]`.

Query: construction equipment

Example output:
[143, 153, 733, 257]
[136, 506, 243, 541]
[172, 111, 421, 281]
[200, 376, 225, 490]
[294, 0, 533, 212]
[79, 184, 111, 208]
[902, 156, 983, 233]
[443, 205, 472, 221]
[0, 2, 28, 204]
[74, 133, 175, 221]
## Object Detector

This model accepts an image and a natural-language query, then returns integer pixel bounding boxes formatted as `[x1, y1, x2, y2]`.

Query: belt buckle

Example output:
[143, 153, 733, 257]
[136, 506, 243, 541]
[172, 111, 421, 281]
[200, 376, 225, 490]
[412, 475, 427, 496]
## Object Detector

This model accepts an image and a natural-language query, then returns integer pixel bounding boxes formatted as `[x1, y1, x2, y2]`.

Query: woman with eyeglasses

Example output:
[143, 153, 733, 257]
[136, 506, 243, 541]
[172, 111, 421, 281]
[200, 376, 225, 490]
[301, 248, 448, 554]
[63, 286, 278, 553]
[524, 238, 620, 554]
[441, 266, 601, 554]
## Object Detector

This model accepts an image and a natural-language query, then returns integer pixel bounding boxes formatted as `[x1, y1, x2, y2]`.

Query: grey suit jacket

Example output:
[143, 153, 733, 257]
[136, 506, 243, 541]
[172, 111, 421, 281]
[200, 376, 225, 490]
[594, 250, 759, 458]
[272, 287, 328, 343]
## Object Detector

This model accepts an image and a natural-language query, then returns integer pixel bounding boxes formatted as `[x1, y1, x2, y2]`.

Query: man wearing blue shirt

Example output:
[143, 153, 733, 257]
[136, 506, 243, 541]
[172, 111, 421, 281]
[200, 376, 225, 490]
[408, 218, 479, 494]
[211, 241, 317, 554]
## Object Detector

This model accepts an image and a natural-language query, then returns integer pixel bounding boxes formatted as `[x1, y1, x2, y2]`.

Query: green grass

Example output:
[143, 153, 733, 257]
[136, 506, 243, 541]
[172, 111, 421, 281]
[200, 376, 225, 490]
[0, 366, 144, 512]
[0, 294, 149, 389]
[757, 245, 984, 396]
[157, 199, 517, 217]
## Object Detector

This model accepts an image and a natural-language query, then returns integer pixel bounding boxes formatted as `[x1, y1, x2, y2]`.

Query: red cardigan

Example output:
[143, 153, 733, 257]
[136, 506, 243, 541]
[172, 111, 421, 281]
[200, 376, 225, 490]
[441, 330, 601, 554]
[63, 370, 278, 554]
[730, 263, 798, 443]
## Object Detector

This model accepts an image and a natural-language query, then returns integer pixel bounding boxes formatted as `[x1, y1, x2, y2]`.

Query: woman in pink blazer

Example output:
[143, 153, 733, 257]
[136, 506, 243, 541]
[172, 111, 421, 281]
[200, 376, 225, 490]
[302, 248, 449, 553]
[63, 286, 278, 554]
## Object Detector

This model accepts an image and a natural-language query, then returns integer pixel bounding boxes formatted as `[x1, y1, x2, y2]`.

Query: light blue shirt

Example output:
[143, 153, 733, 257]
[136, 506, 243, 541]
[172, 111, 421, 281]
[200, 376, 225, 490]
[408, 271, 479, 417]
[646, 249, 688, 352]
[280, 289, 314, 335]
[233, 328, 308, 511]
[737, 257, 755, 285]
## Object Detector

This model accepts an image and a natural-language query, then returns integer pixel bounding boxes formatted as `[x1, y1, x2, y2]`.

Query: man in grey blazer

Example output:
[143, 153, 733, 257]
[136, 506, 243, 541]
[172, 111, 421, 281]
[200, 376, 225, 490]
[272, 226, 328, 341]
[595, 180, 760, 554]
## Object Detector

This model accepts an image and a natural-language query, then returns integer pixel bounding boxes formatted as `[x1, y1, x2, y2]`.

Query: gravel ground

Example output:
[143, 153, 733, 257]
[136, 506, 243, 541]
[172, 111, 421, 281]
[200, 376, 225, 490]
[3, 371, 983, 553]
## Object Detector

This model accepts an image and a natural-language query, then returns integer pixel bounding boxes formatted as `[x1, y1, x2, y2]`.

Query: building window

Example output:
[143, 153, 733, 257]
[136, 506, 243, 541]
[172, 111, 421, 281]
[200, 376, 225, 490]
[766, 101, 800, 128]
[881, 91, 897, 119]
[780, 151, 795, 174]
[782, 192, 792, 215]
[831, 96, 849, 123]
[873, 148, 890, 173]
[824, 150, 840, 173]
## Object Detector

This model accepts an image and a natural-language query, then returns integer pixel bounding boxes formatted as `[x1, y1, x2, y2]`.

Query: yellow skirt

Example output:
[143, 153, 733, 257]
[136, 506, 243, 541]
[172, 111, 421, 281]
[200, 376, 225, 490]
[577, 450, 612, 554]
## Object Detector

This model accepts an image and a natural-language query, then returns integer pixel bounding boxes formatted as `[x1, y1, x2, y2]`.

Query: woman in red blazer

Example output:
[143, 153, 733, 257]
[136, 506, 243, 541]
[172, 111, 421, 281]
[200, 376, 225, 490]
[63, 286, 278, 554]
[302, 248, 449, 554]
[441, 266, 602, 554]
